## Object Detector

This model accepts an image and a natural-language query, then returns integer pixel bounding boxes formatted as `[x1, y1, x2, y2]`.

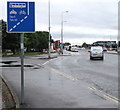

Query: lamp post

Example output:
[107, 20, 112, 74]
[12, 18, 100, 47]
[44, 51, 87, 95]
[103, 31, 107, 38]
[48, 0, 51, 58]
[61, 11, 68, 54]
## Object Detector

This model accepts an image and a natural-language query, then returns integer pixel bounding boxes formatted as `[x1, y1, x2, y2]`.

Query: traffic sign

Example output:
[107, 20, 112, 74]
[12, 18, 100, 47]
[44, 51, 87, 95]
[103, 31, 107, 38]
[7, 1, 35, 33]
[57, 40, 60, 47]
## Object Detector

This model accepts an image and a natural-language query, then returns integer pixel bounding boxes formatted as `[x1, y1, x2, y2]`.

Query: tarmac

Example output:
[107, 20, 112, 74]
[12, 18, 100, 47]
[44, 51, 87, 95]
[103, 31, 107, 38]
[0, 50, 118, 109]
[0, 52, 58, 109]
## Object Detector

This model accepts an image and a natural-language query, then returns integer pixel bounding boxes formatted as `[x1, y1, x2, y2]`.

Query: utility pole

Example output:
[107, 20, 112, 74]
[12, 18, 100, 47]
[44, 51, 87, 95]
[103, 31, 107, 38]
[48, 0, 51, 58]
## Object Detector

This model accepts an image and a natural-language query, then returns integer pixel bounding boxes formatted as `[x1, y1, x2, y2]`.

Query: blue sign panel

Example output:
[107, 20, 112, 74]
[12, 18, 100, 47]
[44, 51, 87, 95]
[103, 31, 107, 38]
[7, 1, 35, 33]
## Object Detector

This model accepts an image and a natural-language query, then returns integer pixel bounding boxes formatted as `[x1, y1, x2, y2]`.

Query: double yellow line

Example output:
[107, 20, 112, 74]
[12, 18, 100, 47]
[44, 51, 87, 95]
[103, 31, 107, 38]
[88, 87, 120, 104]
[46, 66, 78, 81]
[42, 61, 119, 105]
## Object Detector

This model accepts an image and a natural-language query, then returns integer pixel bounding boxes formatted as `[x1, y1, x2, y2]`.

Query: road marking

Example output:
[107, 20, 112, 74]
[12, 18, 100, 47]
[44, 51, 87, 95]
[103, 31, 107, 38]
[103, 95, 119, 104]
[42, 60, 50, 66]
[42, 58, 57, 66]
[37, 60, 77, 81]
[46, 66, 78, 81]
[88, 87, 120, 104]
[39, 55, 119, 104]
[47, 66, 119, 104]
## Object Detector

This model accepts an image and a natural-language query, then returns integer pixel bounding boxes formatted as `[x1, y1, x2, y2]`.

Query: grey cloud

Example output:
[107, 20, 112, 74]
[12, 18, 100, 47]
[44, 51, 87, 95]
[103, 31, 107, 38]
[52, 32, 117, 39]
[36, 0, 118, 31]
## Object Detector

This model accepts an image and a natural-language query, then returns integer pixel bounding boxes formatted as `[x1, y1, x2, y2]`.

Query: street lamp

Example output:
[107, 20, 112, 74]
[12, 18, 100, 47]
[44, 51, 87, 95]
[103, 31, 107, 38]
[48, 0, 51, 80]
[48, 0, 51, 58]
[61, 11, 68, 54]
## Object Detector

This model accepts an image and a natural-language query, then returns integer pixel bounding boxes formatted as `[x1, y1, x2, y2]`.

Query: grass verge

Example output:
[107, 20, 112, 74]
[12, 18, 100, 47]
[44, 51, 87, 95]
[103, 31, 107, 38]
[3, 52, 45, 57]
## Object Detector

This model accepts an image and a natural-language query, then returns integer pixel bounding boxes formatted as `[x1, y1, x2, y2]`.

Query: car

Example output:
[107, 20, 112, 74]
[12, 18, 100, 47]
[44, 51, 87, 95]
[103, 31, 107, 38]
[71, 46, 78, 52]
[89, 46, 104, 60]
[103, 47, 107, 51]
[66, 45, 71, 51]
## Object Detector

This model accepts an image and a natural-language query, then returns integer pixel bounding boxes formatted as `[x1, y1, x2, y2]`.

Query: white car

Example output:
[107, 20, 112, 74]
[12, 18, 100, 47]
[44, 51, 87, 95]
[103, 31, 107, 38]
[65, 45, 71, 51]
[71, 47, 78, 52]
[89, 46, 104, 60]
[103, 47, 107, 51]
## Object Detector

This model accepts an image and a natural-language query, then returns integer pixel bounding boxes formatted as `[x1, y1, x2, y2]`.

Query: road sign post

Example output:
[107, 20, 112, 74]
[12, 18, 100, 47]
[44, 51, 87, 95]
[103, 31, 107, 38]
[20, 33, 24, 104]
[7, 1, 35, 104]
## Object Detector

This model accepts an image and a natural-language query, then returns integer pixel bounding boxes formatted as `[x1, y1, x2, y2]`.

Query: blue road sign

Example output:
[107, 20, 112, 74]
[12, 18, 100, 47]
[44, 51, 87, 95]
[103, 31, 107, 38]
[7, 1, 35, 33]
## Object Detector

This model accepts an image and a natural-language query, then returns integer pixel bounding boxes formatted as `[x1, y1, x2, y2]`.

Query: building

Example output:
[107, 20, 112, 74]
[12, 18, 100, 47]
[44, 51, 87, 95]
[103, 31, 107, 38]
[92, 41, 117, 50]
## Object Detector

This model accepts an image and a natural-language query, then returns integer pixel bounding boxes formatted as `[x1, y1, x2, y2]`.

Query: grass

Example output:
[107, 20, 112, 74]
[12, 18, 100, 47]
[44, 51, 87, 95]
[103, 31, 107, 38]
[24, 52, 43, 56]
[3, 52, 44, 57]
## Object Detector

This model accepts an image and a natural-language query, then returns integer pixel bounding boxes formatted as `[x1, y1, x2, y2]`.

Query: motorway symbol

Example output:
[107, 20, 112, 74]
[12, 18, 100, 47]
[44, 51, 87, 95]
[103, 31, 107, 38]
[7, 1, 35, 33]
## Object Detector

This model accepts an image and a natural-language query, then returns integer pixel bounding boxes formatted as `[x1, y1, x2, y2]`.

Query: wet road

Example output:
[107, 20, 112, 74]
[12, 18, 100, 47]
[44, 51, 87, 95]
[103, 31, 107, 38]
[1, 50, 119, 108]
[47, 50, 118, 98]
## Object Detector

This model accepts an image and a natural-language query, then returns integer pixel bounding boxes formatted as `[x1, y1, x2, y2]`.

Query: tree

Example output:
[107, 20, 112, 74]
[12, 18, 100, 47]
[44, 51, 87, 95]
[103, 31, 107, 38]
[24, 33, 36, 51]
[2, 19, 54, 54]
[24, 31, 52, 52]
[82, 42, 91, 48]
[64, 42, 71, 46]
[82, 42, 88, 48]
[35, 31, 49, 51]
[2, 20, 20, 55]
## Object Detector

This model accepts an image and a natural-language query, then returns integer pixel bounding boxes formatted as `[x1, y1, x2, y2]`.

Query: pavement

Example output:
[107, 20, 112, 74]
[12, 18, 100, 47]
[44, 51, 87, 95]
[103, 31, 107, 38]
[0, 52, 59, 109]
[107, 51, 118, 55]
[1, 76, 17, 109]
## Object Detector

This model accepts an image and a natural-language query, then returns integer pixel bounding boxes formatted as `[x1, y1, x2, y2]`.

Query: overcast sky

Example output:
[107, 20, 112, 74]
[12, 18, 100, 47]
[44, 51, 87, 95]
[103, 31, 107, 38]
[0, 0, 119, 45]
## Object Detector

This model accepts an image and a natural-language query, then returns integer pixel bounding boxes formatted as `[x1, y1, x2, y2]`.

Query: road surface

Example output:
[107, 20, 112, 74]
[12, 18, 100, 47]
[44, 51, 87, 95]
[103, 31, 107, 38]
[1, 50, 119, 108]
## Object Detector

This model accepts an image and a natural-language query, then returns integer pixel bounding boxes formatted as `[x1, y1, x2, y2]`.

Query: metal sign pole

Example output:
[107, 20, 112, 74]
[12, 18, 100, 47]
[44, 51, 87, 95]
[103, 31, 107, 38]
[20, 33, 24, 104]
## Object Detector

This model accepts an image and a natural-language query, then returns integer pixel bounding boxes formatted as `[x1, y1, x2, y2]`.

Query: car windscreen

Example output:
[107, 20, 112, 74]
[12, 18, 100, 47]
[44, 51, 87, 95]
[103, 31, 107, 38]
[91, 48, 102, 51]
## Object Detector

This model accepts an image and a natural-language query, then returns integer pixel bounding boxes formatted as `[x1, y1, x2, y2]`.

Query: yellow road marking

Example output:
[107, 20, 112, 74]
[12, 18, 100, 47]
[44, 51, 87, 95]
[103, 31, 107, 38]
[40, 60, 119, 105]
[103, 95, 119, 104]
[88, 87, 120, 104]
[46, 66, 78, 81]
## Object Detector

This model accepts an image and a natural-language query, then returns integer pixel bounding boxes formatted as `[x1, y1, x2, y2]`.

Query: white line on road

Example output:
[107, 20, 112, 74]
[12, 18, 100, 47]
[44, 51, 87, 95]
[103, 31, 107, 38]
[42, 60, 50, 66]
[42, 58, 57, 66]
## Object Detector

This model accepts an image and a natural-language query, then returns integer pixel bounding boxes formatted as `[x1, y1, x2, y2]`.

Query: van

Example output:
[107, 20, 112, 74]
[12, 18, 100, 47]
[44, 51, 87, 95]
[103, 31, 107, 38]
[89, 46, 104, 60]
